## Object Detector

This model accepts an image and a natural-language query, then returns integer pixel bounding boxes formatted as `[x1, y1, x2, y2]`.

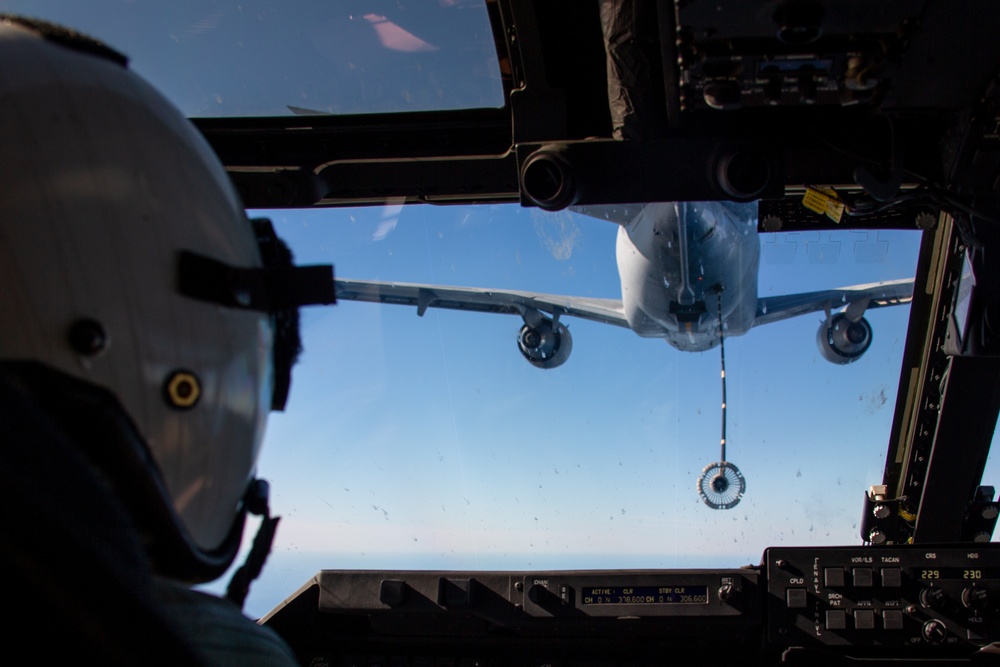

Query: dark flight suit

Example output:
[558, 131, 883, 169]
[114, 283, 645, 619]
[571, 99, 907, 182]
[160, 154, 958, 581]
[0, 366, 298, 666]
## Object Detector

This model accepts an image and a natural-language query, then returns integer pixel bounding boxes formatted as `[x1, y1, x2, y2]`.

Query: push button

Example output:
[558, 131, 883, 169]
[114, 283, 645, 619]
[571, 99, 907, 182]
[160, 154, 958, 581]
[883, 609, 903, 630]
[786, 588, 808, 609]
[853, 567, 874, 587]
[826, 609, 847, 630]
[824, 567, 845, 587]
[881, 567, 902, 588]
[854, 609, 875, 630]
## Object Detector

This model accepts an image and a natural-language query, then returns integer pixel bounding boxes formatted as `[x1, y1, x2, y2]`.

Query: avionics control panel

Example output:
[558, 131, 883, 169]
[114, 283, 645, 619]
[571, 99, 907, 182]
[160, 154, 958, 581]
[765, 545, 1000, 651]
[521, 570, 753, 618]
[262, 545, 1000, 666]
[313, 568, 758, 623]
[273, 569, 762, 667]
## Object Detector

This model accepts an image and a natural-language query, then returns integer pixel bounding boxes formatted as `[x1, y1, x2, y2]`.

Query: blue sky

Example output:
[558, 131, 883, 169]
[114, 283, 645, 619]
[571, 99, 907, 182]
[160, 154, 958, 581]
[198, 202, 993, 620]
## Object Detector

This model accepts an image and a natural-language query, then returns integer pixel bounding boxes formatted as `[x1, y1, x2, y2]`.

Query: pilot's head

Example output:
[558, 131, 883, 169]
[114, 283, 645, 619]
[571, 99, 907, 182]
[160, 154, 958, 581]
[0, 17, 324, 582]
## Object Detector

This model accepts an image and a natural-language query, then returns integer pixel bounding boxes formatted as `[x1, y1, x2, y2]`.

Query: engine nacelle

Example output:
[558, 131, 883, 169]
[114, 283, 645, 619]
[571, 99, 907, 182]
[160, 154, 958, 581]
[517, 319, 573, 369]
[817, 312, 873, 364]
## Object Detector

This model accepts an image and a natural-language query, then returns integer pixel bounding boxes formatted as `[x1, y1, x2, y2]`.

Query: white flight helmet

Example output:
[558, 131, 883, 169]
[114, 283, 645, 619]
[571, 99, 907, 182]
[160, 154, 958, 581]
[0, 18, 330, 581]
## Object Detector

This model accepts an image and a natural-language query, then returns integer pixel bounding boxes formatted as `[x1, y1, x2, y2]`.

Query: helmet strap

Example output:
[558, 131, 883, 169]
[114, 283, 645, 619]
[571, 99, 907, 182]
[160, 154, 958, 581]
[225, 479, 280, 610]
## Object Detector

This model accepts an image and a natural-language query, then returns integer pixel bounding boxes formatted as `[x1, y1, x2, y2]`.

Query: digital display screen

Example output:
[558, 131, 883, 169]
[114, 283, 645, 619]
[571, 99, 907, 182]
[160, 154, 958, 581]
[581, 585, 709, 605]
[918, 568, 996, 580]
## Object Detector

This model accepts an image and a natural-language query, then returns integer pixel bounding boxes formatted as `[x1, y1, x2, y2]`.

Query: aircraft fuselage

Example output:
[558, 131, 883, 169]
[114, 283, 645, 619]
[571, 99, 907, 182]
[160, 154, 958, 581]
[615, 201, 760, 352]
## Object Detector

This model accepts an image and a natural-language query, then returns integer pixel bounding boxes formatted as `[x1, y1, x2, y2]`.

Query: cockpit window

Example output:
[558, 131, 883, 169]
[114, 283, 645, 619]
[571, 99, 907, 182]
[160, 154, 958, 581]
[219, 203, 945, 618]
[0, 0, 504, 116]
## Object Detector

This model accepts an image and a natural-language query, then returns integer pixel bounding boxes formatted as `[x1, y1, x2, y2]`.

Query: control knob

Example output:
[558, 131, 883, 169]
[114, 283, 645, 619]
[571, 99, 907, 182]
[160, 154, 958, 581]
[919, 587, 946, 609]
[922, 619, 948, 644]
[527, 583, 565, 609]
[962, 586, 989, 610]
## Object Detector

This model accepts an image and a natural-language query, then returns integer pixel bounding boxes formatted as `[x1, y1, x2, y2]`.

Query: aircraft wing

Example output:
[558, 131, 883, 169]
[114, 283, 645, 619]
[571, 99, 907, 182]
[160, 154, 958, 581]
[334, 279, 631, 329]
[753, 278, 914, 327]
[568, 204, 646, 226]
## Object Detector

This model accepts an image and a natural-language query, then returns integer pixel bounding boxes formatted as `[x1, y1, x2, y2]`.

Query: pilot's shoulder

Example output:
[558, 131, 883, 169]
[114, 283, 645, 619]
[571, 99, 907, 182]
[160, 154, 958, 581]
[152, 578, 299, 667]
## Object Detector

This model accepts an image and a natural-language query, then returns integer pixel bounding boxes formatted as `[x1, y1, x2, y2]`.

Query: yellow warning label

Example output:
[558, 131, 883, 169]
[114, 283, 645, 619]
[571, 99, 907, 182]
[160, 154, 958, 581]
[802, 187, 845, 223]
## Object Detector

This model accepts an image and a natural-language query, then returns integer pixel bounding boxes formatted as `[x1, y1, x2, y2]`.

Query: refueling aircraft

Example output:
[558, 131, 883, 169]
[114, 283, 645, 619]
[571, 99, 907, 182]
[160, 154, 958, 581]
[334, 200, 914, 369]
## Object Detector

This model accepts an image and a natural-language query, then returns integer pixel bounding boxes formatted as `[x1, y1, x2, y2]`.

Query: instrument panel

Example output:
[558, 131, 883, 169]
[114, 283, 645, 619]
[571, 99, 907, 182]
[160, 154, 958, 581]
[262, 545, 1000, 666]
[765, 545, 1000, 650]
